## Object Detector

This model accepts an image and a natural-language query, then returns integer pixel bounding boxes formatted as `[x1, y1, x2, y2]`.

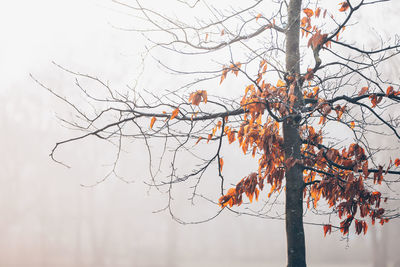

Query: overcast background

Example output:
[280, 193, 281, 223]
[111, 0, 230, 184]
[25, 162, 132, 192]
[1, 0, 400, 266]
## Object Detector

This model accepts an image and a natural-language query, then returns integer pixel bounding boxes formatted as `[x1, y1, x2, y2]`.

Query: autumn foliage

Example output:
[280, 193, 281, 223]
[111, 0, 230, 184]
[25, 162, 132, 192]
[210, 62, 394, 235]
[176, 4, 399, 237]
[48, 0, 400, 253]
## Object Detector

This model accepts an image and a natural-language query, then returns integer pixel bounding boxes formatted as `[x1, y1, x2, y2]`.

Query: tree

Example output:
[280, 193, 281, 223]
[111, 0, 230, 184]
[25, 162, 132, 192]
[36, 0, 400, 266]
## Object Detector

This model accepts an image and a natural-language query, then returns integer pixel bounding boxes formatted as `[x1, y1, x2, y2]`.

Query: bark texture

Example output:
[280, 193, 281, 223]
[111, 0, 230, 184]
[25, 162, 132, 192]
[284, 0, 306, 267]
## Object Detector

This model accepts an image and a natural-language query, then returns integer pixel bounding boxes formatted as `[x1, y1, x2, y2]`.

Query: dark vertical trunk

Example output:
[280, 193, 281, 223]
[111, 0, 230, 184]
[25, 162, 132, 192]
[284, 0, 306, 267]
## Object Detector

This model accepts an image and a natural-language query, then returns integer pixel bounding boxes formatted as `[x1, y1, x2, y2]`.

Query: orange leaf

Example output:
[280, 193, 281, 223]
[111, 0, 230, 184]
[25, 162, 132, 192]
[256, 13, 262, 21]
[395, 158, 400, 167]
[303, 8, 314, 17]
[301, 17, 309, 28]
[232, 62, 242, 76]
[308, 30, 328, 49]
[339, 2, 350, 12]
[358, 86, 368, 96]
[369, 94, 379, 108]
[227, 130, 236, 144]
[201, 90, 208, 103]
[150, 116, 156, 129]
[323, 224, 332, 237]
[276, 79, 285, 87]
[170, 108, 179, 120]
[350, 121, 355, 129]
[313, 86, 319, 96]
[219, 158, 224, 172]
[220, 69, 228, 84]
[362, 161, 369, 177]
[255, 188, 259, 201]
[195, 136, 202, 145]
[315, 7, 321, 18]
[305, 68, 314, 81]
[189, 90, 208, 105]
[248, 192, 253, 203]
[363, 222, 368, 234]
[386, 86, 394, 96]
[220, 29, 225, 36]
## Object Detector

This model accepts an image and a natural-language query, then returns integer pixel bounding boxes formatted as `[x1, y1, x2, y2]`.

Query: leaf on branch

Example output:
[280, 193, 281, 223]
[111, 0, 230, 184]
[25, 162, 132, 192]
[318, 116, 326, 125]
[308, 30, 328, 49]
[220, 29, 225, 36]
[339, 2, 350, 12]
[217, 120, 222, 129]
[195, 136, 202, 145]
[323, 224, 332, 237]
[350, 121, 355, 129]
[232, 62, 242, 76]
[226, 128, 236, 144]
[358, 86, 369, 96]
[340, 215, 353, 235]
[256, 13, 262, 21]
[335, 105, 346, 121]
[363, 222, 368, 234]
[303, 8, 314, 17]
[355, 220, 362, 235]
[305, 68, 314, 81]
[373, 166, 383, 184]
[369, 94, 382, 108]
[218, 188, 237, 208]
[386, 86, 394, 96]
[207, 134, 212, 144]
[301, 17, 309, 29]
[315, 7, 321, 18]
[150, 116, 156, 129]
[170, 108, 179, 120]
[276, 79, 285, 88]
[394, 158, 400, 167]
[220, 67, 228, 84]
[219, 158, 224, 172]
[189, 90, 207, 105]
[312, 86, 319, 96]
[362, 161, 369, 177]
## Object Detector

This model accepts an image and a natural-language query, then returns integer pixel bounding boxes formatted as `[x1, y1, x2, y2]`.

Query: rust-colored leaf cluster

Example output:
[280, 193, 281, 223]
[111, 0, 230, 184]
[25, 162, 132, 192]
[369, 94, 383, 108]
[219, 77, 289, 206]
[189, 90, 208, 105]
[301, 6, 331, 48]
[220, 62, 242, 84]
[211, 57, 391, 237]
[385, 86, 400, 96]
[339, 2, 350, 12]
[219, 173, 263, 207]
[323, 224, 331, 236]
[307, 30, 328, 49]
[302, 141, 389, 235]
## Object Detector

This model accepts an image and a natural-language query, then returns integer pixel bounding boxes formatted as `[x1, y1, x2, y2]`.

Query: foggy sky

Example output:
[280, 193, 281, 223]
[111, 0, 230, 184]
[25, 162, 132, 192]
[1, 0, 400, 266]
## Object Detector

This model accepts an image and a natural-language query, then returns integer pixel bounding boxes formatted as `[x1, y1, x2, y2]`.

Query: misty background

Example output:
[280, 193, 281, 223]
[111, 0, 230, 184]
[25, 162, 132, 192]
[1, 0, 400, 266]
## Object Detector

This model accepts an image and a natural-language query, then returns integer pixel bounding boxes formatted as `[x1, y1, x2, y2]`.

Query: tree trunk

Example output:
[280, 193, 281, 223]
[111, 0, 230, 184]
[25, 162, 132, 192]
[284, 0, 306, 267]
